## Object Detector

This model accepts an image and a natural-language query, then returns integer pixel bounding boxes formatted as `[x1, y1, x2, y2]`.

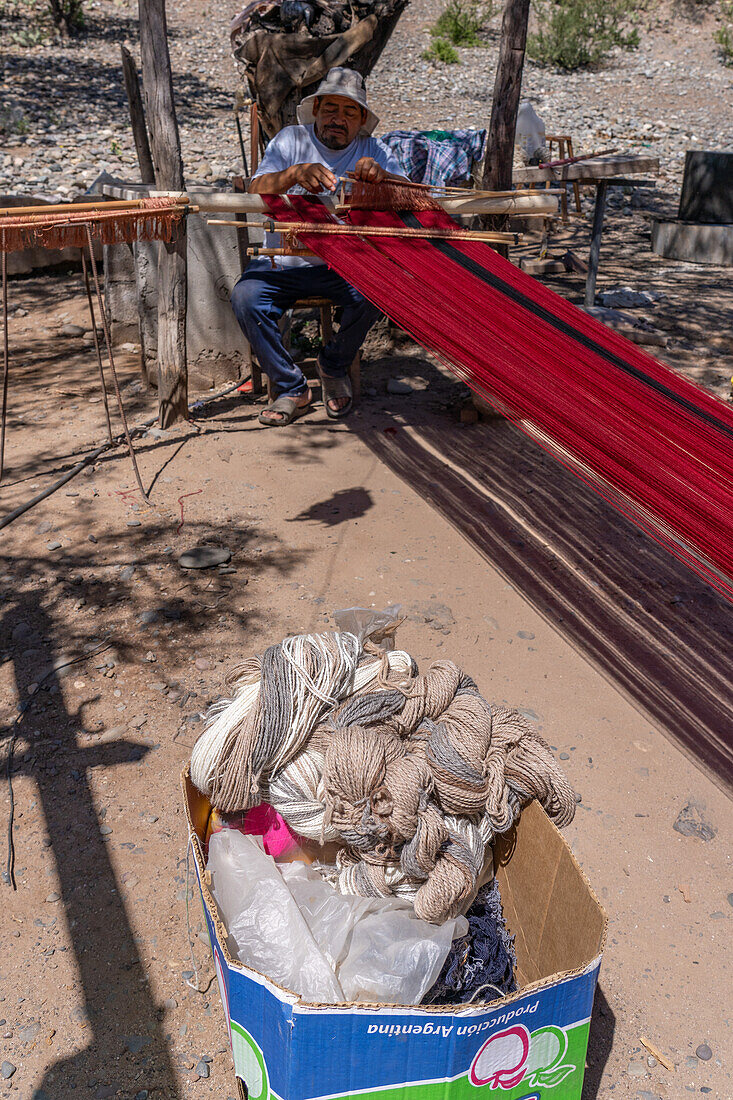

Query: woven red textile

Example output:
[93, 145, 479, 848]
[262, 195, 733, 599]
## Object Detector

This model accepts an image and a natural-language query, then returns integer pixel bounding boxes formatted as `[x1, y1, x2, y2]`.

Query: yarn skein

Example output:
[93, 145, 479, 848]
[190, 630, 576, 923]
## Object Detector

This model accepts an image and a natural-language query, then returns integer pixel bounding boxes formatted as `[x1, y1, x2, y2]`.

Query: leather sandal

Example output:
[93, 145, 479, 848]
[258, 388, 312, 428]
[316, 360, 353, 420]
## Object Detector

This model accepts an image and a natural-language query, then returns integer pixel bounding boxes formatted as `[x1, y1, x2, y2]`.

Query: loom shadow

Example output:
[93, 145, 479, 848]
[2, 593, 181, 1098]
[353, 407, 733, 795]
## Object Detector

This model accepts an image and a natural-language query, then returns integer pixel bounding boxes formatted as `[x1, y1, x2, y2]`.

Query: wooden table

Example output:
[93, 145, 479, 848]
[514, 155, 660, 306]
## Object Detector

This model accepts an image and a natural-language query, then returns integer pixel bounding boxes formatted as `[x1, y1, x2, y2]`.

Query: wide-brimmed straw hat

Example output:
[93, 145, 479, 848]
[297, 67, 378, 136]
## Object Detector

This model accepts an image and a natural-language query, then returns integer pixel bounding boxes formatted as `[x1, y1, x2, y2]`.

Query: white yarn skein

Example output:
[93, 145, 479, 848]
[269, 633, 360, 776]
[266, 750, 338, 840]
[190, 645, 414, 802]
[190, 680, 259, 795]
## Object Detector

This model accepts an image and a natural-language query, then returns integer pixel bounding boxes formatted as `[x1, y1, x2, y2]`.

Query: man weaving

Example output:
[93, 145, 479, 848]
[231, 67, 407, 426]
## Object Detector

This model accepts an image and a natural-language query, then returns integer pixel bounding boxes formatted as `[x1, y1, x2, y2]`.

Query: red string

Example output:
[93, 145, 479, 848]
[177, 489, 202, 535]
[263, 195, 733, 600]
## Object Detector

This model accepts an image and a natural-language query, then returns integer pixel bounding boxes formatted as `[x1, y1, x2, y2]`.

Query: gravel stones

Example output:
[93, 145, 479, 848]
[695, 1043, 713, 1061]
[178, 545, 231, 569]
[124, 1035, 152, 1054]
[195, 1058, 211, 1078]
[627, 1060, 648, 1077]
[673, 800, 717, 841]
[1, 1062, 16, 1080]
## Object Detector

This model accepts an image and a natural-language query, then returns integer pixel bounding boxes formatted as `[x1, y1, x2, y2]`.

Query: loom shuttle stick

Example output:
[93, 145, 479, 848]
[96, 186, 558, 216]
[208, 219, 520, 245]
[0, 197, 191, 218]
[246, 247, 315, 258]
[183, 193, 558, 216]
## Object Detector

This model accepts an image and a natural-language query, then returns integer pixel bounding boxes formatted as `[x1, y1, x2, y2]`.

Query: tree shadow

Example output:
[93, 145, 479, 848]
[2, 593, 181, 1098]
[288, 486, 374, 527]
[1, 46, 231, 142]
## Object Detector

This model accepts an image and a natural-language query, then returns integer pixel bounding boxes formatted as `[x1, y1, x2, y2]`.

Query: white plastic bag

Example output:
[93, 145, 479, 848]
[208, 830, 467, 1004]
[207, 830, 344, 1002]
[280, 860, 466, 1004]
[332, 605, 403, 651]
[515, 101, 546, 165]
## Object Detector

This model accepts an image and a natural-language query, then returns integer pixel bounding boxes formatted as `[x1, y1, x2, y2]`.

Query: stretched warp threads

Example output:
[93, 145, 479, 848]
[262, 194, 733, 603]
[190, 630, 575, 923]
[425, 879, 517, 1005]
[0, 198, 185, 252]
[345, 179, 442, 212]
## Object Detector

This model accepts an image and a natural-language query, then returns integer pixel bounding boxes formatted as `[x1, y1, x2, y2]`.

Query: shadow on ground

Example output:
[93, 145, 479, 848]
[583, 986, 615, 1100]
[350, 385, 733, 795]
[2, 594, 180, 1098]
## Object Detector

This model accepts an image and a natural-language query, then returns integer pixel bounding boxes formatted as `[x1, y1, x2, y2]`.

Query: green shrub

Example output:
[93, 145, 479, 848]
[715, 0, 733, 63]
[528, 0, 639, 70]
[48, 0, 84, 34]
[422, 36, 461, 62]
[0, 0, 83, 40]
[430, 0, 492, 46]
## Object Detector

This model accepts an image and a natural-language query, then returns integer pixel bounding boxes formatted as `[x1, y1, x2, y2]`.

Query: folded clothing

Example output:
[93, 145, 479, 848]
[379, 129, 487, 188]
[424, 879, 517, 1005]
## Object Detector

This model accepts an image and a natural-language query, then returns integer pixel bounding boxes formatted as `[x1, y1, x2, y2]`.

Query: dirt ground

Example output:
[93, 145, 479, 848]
[0, 189, 732, 1100]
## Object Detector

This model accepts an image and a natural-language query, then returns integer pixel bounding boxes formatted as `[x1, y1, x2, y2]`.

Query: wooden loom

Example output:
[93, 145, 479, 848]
[204, 176, 556, 261]
[251, 183, 733, 604]
[0, 196, 190, 501]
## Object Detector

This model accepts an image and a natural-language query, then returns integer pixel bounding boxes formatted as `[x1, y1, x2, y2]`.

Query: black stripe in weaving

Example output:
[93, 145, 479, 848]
[398, 212, 733, 443]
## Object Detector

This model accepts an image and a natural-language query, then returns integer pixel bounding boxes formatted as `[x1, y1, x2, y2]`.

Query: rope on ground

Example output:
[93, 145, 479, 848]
[0, 375, 251, 532]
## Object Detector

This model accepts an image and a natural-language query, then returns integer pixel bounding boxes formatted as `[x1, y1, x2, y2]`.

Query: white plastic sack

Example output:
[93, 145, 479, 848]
[207, 830, 467, 1004]
[515, 101, 546, 165]
[208, 830, 344, 1002]
[280, 860, 466, 1004]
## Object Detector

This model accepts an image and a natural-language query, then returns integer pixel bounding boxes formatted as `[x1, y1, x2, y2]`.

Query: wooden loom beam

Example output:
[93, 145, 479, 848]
[139, 0, 188, 427]
[120, 45, 156, 186]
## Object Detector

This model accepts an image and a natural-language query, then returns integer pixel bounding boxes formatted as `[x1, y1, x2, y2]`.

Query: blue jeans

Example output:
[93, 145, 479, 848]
[231, 262, 381, 397]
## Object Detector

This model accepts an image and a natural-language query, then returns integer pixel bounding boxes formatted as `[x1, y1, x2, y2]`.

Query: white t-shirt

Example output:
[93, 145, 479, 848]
[251, 123, 405, 268]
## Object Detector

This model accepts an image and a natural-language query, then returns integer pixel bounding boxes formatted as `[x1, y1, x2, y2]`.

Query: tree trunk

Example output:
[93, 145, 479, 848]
[482, 0, 531, 194]
[120, 45, 156, 185]
[138, 0, 188, 426]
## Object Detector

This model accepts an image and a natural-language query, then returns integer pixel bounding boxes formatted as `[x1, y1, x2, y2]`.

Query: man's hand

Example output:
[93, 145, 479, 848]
[352, 157, 388, 184]
[292, 162, 337, 193]
[248, 162, 337, 195]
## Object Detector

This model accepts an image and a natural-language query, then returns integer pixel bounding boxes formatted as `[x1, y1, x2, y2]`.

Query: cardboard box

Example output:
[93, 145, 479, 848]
[183, 768, 606, 1100]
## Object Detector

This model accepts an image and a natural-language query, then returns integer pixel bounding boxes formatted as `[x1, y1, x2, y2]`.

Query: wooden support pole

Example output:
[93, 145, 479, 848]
[482, 0, 531, 193]
[138, 0, 188, 427]
[120, 45, 156, 185]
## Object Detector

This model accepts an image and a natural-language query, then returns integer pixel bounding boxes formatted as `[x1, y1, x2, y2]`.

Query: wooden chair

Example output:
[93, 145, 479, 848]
[250, 298, 362, 403]
[545, 134, 583, 221]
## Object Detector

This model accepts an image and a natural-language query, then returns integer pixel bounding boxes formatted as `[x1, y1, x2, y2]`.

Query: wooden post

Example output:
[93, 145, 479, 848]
[481, 0, 531, 252]
[120, 45, 156, 185]
[138, 0, 188, 426]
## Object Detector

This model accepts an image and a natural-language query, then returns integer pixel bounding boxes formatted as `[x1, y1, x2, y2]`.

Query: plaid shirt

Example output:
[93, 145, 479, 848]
[380, 129, 487, 187]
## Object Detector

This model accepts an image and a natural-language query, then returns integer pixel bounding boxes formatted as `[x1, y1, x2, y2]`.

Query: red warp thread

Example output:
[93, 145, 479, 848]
[262, 194, 733, 601]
